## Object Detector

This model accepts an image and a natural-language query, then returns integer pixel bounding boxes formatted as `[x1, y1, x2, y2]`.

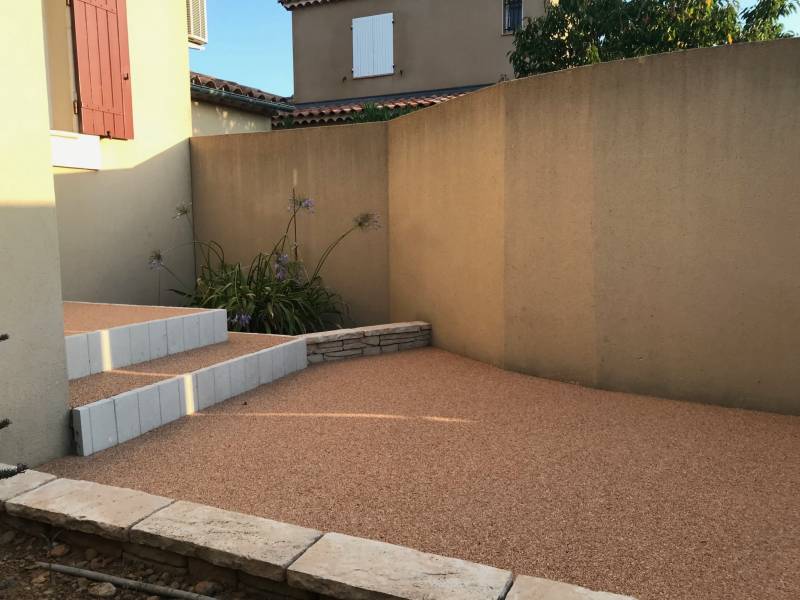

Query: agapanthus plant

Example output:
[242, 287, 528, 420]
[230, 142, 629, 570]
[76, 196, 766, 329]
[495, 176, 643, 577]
[169, 189, 380, 335]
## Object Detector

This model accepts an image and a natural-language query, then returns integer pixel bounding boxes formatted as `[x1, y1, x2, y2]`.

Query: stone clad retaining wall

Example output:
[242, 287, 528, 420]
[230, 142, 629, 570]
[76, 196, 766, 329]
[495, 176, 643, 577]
[0, 471, 636, 600]
[301, 322, 432, 364]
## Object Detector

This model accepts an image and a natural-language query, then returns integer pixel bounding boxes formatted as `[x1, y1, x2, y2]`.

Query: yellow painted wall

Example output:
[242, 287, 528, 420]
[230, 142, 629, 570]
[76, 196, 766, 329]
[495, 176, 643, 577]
[190, 125, 390, 325]
[0, 1, 71, 466]
[192, 101, 272, 136]
[52, 0, 195, 305]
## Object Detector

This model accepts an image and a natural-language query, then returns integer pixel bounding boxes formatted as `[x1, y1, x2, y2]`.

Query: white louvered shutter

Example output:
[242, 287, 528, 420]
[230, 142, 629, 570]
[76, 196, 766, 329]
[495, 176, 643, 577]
[186, 0, 208, 46]
[352, 13, 394, 78]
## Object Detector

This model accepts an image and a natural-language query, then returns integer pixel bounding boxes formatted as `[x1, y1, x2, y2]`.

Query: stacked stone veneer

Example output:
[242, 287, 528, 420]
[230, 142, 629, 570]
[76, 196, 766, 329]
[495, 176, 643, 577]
[0, 471, 637, 600]
[302, 322, 432, 364]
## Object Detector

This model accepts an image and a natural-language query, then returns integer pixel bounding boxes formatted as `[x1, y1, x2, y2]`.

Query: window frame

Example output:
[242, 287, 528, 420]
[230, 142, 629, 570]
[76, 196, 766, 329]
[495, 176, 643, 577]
[502, 0, 524, 36]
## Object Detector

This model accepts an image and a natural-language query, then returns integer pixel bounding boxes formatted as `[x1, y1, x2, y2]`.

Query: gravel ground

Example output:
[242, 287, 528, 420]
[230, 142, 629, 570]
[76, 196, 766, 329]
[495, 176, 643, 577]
[69, 333, 288, 407]
[63, 302, 205, 334]
[46, 348, 800, 600]
[0, 523, 254, 599]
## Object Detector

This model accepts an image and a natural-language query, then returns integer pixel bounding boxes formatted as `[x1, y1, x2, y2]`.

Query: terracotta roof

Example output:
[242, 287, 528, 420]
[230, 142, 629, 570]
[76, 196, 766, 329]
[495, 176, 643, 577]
[274, 87, 485, 127]
[190, 72, 290, 104]
[278, 0, 342, 9]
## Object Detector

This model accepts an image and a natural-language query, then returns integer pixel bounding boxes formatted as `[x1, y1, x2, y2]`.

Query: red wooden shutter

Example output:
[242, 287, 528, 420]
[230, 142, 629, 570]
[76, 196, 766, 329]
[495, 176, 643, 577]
[71, 0, 134, 139]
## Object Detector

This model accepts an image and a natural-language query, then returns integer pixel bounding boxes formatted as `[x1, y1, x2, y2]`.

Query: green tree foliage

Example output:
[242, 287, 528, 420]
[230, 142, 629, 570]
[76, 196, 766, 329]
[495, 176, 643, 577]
[351, 102, 416, 123]
[509, 0, 798, 77]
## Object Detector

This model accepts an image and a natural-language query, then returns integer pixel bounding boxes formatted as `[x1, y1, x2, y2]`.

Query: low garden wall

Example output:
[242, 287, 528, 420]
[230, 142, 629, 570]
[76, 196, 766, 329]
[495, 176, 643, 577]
[301, 322, 431, 363]
[0, 471, 636, 600]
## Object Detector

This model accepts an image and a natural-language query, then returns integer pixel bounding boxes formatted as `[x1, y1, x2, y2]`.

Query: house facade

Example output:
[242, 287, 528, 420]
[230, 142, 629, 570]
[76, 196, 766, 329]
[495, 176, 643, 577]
[190, 72, 293, 136]
[279, 0, 545, 124]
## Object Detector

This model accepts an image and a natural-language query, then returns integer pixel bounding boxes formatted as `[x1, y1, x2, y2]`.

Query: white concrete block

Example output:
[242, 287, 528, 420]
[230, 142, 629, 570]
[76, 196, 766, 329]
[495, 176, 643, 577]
[183, 314, 201, 351]
[129, 323, 151, 365]
[198, 311, 215, 347]
[72, 407, 93, 457]
[213, 309, 228, 343]
[213, 362, 232, 404]
[291, 339, 307, 373]
[65, 334, 90, 380]
[138, 385, 161, 434]
[166, 317, 185, 355]
[258, 349, 274, 385]
[108, 327, 132, 369]
[244, 354, 260, 391]
[272, 345, 287, 380]
[148, 320, 168, 360]
[179, 373, 198, 416]
[158, 378, 181, 424]
[87, 331, 104, 374]
[90, 398, 118, 453]
[230, 358, 246, 397]
[196, 368, 215, 410]
[114, 391, 141, 443]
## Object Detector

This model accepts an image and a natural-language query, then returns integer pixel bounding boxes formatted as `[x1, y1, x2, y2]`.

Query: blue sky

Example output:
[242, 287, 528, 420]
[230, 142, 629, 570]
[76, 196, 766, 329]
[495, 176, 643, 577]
[189, 0, 799, 99]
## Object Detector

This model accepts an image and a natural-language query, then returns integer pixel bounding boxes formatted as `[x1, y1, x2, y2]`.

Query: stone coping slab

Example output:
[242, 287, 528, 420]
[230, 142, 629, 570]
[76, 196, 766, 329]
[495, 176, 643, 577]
[506, 576, 637, 599]
[0, 467, 56, 505]
[131, 500, 322, 582]
[287, 532, 513, 600]
[5, 478, 172, 541]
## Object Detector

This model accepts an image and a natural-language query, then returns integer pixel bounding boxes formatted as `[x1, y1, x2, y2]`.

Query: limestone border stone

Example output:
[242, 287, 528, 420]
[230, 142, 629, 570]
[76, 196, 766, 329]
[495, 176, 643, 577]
[131, 500, 322, 581]
[5, 478, 172, 541]
[287, 532, 514, 600]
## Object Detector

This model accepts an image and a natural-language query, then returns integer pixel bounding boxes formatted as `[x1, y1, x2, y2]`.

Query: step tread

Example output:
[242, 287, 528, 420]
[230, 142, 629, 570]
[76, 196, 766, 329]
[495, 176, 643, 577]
[69, 332, 288, 408]
[63, 301, 208, 335]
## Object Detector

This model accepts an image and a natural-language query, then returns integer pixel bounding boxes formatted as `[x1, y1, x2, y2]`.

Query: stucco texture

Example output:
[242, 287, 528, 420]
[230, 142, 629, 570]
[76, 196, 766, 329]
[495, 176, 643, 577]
[0, 2, 71, 466]
[189, 39, 800, 414]
[191, 101, 272, 136]
[53, 0, 195, 306]
[190, 124, 390, 326]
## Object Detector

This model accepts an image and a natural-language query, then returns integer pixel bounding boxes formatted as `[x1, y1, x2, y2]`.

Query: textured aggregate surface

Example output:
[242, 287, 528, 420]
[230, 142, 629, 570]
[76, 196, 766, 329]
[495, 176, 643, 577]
[63, 301, 206, 334]
[46, 348, 800, 600]
[68, 333, 288, 407]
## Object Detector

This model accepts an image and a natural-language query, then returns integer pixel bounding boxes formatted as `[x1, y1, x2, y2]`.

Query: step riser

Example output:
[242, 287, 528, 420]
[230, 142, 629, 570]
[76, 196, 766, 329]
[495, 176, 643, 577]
[65, 310, 228, 380]
[72, 339, 306, 456]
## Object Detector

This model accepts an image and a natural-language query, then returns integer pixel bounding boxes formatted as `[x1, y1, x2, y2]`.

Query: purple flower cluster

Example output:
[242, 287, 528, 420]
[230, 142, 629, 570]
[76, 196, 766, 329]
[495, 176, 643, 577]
[288, 197, 315, 213]
[148, 250, 165, 271]
[275, 252, 290, 281]
[230, 312, 252, 329]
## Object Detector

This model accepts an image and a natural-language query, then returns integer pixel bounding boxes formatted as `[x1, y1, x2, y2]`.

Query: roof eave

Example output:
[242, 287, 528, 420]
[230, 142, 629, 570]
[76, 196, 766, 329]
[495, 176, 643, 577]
[191, 84, 295, 115]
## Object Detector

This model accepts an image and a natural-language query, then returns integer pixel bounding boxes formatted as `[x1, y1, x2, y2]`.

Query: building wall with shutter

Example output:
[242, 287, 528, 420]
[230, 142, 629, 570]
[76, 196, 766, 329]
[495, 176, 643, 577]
[49, 0, 196, 306]
[291, 0, 545, 104]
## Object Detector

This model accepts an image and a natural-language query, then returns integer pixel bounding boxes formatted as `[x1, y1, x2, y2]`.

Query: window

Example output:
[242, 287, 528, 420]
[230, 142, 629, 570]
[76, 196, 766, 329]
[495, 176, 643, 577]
[503, 0, 523, 34]
[352, 13, 394, 79]
[70, 0, 134, 139]
[186, 0, 208, 47]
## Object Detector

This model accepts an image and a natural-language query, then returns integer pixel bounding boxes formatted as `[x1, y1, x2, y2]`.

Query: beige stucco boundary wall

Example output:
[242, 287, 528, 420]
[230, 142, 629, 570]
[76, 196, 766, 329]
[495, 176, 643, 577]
[193, 39, 800, 415]
[190, 123, 390, 325]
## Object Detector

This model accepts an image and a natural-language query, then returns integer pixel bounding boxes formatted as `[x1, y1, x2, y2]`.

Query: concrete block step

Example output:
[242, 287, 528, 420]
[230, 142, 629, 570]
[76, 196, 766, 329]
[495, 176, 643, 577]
[71, 336, 307, 457]
[63, 302, 228, 380]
